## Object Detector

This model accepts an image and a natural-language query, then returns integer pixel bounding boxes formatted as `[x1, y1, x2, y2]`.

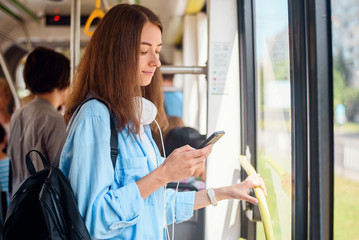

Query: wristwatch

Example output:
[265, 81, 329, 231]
[207, 188, 217, 206]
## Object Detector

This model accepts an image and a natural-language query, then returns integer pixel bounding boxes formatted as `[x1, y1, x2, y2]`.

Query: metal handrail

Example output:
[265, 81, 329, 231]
[0, 32, 29, 52]
[160, 65, 207, 75]
[0, 2, 23, 22]
[9, 0, 39, 21]
[70, 0, 81, 81]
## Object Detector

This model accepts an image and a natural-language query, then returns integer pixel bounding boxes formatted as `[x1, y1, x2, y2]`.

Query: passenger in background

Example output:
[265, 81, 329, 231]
[153, 67, 205, 189]
[0, 78, 15, 139]
[165, 115, 185, 139]
[152, 114, 184, 156]
[7, 47, 70, 194]
[60, 4, 266, 239]
[0, 124, 10, 214]
[165, 127, 207, 190]
[161, 64, 183, 118]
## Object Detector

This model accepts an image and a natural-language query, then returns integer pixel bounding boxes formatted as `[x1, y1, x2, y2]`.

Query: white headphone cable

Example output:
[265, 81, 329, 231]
[171, 180, 180, 240]
[153, 119, 166, 165]
[153, 119, 171, 240]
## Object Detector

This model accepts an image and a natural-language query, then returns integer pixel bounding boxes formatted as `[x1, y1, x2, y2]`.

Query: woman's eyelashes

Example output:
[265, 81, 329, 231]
[140, 49, 161, 55]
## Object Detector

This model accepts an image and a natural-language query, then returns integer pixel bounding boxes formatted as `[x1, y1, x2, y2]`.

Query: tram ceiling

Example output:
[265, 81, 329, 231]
[0, 0, 205, 52]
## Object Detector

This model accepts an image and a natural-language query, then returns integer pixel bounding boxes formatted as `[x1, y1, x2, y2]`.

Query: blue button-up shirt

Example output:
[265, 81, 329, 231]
[59, 100, 195, 239]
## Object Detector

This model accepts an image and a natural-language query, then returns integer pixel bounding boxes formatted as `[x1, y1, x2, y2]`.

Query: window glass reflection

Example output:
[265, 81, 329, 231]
[254, 0, 291, 239]
[332, 0, 359, 239]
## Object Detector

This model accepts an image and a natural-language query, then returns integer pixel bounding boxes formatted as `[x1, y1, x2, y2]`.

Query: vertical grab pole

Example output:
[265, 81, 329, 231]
[0, 50, 21, 109]
[70, 0, 81, 82]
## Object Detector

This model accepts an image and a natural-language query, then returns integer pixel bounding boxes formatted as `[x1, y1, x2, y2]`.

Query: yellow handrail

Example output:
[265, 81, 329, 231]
[239, 155, 274, 240]
[185, 0, 206, 14]
[84, 0, 105, 37]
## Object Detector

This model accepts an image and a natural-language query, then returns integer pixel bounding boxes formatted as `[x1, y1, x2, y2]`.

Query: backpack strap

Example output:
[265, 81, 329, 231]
[25, 150, 50, 175]
[110, 115, 119, 169]
[52, 97, 118, 170]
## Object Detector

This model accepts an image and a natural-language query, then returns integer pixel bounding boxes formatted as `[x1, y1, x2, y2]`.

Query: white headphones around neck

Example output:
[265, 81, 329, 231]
[135, 97, 157, 125]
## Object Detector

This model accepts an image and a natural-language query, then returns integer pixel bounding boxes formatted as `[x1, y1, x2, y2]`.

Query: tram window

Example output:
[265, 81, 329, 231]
[254, 0, 291, 239]
[332, 0, 359, 239]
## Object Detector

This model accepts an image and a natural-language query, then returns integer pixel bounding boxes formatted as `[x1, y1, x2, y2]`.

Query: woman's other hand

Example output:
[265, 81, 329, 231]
[227, 174, 267, 205]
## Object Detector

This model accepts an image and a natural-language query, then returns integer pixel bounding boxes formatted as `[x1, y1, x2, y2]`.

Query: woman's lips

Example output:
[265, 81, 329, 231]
[142, 71, 154, 76]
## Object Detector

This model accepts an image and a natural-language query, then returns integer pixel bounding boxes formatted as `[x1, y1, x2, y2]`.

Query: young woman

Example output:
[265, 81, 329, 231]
[60, 4, 266, 239]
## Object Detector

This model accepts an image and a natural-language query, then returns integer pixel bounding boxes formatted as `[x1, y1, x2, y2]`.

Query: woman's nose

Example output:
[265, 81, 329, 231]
[150, 52, 161, 67]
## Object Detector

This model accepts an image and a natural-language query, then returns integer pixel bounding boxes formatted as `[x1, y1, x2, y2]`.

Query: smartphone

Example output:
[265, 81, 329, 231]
[198, 131, 225, 149]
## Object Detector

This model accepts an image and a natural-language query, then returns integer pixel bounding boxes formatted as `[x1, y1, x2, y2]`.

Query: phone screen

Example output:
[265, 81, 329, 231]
[198, 131, 225, 149]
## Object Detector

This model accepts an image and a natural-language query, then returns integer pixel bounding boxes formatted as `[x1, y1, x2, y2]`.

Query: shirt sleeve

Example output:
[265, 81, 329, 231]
[165, 188, 195, 224]
[61, 111, 145, 239]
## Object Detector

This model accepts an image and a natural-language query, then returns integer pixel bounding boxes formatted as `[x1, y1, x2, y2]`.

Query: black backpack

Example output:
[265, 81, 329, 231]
[3, 99, 118, 240]
[3, 150, 51, 240]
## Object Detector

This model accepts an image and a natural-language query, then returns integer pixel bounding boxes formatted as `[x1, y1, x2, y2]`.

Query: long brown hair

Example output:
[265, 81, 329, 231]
[65, 4, 167, 134]
[143, 68, 168, 133]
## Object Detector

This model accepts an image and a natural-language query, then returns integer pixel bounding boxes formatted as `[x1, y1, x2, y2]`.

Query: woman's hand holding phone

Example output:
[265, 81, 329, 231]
[159, 130, 224, 183]
[198, 131, 225, 149]
[160, 144, 212, 183]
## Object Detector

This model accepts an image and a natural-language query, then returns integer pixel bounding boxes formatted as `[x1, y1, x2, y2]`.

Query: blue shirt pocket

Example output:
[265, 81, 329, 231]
[115, 156, 163, 206]
[116, 157, 149, 184]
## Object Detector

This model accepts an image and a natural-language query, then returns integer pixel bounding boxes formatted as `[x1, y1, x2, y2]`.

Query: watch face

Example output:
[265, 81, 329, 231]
[207, 188, 217, 206]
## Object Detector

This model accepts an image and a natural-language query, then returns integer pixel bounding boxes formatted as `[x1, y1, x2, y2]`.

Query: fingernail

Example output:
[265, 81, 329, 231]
[254, 200, 258, 205]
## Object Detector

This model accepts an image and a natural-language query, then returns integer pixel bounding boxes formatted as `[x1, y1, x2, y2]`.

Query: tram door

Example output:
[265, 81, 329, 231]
[206, 0, 333, 239]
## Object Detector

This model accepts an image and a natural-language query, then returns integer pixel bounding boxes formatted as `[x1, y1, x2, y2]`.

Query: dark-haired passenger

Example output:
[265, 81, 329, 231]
[165, 127, 206, 190]
[7, 47, 70, 194]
